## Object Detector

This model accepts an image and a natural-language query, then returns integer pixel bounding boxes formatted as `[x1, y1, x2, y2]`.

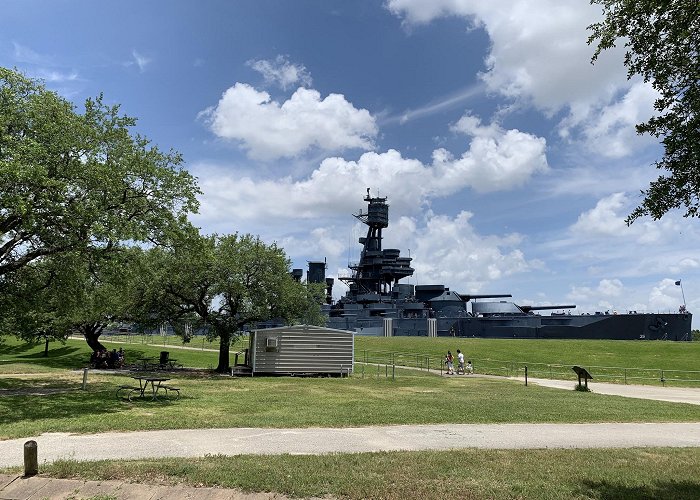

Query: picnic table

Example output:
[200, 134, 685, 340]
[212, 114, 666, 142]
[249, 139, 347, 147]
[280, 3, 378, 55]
[116, 376, 180, 401]
[135, 357, 158, 370]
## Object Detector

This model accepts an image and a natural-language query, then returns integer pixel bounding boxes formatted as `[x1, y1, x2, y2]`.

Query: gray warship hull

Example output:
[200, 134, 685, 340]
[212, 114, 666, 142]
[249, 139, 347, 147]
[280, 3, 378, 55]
[309, 192, 693, 341]
[326, 310, 692, 340]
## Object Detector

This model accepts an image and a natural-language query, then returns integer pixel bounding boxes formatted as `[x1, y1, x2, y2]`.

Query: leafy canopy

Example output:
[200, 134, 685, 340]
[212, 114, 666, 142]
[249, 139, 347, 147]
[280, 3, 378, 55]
[0, 67, 200, 277]
[136, 229, 325, 372]
[588, 0, 700, 222]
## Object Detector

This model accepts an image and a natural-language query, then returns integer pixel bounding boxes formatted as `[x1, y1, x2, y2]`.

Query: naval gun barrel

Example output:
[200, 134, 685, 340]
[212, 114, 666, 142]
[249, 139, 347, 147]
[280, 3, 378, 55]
[457, 294, 512, 302]
[520, 304, 576, 313]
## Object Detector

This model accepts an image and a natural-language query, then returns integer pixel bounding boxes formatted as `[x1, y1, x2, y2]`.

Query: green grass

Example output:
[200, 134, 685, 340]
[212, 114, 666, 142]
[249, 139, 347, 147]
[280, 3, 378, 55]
[8, 448, 699, 500]
[355, 337, 700, 385]
[0, 336, 230, 373]
[1, 366, 699, 439]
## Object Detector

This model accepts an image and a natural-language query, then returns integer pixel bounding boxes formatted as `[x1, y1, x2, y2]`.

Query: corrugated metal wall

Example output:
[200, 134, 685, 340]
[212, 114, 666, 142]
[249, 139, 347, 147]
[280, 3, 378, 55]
[252, 326, 354, 375]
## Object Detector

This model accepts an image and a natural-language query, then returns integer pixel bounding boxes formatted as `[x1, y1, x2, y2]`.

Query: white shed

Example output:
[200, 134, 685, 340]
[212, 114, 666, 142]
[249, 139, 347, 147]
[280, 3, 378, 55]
[249, 324, 354, 375]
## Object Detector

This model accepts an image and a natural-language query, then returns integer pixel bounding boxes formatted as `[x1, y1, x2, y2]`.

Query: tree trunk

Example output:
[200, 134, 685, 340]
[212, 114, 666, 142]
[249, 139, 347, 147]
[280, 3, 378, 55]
[43, 336, 49, 357]
[81, 323, 106, 352]
[216, 330, 231, 373]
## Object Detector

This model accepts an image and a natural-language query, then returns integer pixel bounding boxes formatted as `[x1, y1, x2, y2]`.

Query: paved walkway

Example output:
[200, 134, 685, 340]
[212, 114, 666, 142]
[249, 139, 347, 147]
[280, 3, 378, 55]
[2, 422, 700, 499]
[2, 422, 700, 469]
[514, 376, 700, 405]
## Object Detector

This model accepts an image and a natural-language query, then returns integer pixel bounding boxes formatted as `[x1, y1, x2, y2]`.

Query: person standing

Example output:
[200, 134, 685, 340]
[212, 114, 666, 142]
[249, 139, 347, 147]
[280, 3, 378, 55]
[456, 349, 465, 374]
[445, 351, 454, 375]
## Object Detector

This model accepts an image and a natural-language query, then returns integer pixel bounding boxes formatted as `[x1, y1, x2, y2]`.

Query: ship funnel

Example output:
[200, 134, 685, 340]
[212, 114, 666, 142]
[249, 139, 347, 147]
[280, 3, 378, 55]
[307, 261, 326, 284]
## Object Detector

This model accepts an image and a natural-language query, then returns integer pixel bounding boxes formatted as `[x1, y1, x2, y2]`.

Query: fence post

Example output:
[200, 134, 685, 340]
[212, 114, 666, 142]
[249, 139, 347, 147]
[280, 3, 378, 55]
[392, 363, 395, 381]
[624, 368, 627, 385]
[82, 368, 88, 390]
[427, 356, 430, 372]
[385, 364, 388, 378]
[549, 364, 552, 379]
[661, 369, 665, 387]
[525, 366, 528, 386]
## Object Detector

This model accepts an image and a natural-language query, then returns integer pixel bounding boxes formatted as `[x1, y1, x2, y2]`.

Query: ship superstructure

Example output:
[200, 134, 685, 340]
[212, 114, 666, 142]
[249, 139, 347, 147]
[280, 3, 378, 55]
[311, 191, 692, 340]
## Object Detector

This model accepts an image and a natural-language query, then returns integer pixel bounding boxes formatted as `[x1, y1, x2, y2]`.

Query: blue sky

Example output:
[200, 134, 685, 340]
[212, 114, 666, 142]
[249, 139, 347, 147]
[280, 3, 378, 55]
[3, 0, 697, 326]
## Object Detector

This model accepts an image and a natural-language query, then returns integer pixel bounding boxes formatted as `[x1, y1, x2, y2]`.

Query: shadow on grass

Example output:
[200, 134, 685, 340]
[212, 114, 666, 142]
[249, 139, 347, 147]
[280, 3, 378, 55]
[580, 479, 700, 500]
[0, 382, 132, 426]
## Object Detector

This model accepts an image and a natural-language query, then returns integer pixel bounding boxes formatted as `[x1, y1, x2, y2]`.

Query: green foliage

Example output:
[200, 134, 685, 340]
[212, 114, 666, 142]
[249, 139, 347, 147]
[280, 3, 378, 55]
[692, 329, 699, 341]
[588, 1, 700, 222]
[134, 230, 323, 371]
[0, 67, 200, 277]
[0, 249, 143, 350]
[574, 383, 592, 392]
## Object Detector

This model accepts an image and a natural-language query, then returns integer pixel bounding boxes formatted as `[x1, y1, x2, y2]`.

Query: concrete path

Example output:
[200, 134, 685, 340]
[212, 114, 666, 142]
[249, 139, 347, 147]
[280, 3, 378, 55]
[2, 422, 700, 469]
[506, 376, 700, 405]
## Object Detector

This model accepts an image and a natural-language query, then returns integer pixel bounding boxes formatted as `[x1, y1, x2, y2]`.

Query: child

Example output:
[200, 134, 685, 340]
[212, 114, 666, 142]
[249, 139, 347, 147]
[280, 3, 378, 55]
[445, 351, 454, 375]
[465, 360, 473, 375]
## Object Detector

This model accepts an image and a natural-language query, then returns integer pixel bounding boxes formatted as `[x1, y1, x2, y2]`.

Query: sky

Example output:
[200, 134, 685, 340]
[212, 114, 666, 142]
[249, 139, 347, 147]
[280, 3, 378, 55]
[2, 0, 697, 327]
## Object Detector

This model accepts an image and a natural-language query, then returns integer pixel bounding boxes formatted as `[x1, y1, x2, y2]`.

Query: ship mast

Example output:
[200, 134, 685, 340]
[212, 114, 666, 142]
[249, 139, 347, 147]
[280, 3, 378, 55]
[340, 189, 414, 297]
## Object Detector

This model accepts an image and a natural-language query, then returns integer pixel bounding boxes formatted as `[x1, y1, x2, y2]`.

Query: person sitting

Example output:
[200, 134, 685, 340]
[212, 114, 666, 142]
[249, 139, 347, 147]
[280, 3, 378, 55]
[465, 360, 474, 375]
[116, 348, 125, 368]
[109, 349, 119, 369]
[89, 350, 98, 368]
[97, 349, 109, 369]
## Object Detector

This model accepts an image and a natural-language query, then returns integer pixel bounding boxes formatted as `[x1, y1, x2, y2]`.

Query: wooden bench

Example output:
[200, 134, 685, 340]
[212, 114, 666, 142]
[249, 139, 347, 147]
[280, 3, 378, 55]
[160, 385, 180, 400]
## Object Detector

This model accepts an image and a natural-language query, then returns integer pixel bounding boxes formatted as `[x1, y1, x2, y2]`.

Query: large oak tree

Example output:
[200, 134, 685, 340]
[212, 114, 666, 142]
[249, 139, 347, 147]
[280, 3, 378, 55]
[0, 67, 199, 277]
[136, 229, 325, 373]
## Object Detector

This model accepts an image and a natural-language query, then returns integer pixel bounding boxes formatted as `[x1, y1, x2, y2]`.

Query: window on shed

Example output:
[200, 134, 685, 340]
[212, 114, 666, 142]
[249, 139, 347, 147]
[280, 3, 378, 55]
[265, 337, 278, 352]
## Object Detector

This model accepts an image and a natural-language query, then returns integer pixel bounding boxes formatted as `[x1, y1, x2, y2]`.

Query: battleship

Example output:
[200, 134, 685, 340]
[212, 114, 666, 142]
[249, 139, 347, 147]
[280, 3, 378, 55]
[303, 191, 692, 341]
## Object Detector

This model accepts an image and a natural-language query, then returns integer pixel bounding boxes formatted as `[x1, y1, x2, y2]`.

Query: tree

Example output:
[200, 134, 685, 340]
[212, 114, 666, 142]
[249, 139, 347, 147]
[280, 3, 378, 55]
[136, 230, 325, 373]
[588, 1, 700, 222]
[0, 247, 143, 354]
[0, 67, 199, 277]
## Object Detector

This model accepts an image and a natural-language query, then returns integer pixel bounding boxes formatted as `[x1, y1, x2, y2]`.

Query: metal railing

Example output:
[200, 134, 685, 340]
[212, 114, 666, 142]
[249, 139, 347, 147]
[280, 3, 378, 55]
[357, 349, 700, 386]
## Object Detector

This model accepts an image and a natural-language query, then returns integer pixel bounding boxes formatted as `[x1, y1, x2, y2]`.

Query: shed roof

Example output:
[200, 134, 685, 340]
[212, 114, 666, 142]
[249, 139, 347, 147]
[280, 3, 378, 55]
[252, 324, 354, 336]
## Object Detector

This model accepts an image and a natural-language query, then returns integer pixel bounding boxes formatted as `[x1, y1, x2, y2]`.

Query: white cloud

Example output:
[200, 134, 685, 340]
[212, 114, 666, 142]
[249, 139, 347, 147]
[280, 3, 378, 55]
[192, 113, 547, 229]
[247, 55, 312, 90]
[568, 279, 623, 301]
[201, 83, 378, 160]
[130, 50, 151, 72]
[561, 81, 659, 158]
[386, 0, 656, 160]
[12, 41, 45, 64]
[393, 211, 532, 291]
[387, 0, 626, 112]
[649, 279, 685, 312]
[569, 193, 686, 246]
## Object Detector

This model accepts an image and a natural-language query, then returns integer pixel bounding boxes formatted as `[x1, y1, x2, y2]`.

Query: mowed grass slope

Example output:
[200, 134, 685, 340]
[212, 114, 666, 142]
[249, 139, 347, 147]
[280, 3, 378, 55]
[356, 336, 700, 371]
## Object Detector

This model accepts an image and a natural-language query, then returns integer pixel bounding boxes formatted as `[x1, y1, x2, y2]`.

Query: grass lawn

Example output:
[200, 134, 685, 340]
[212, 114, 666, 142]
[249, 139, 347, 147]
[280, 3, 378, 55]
[1, 362, 699, 439]
[4, 448, 699, 500]
[356, 336, 700, 385]
[2, 336, 700, 498]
